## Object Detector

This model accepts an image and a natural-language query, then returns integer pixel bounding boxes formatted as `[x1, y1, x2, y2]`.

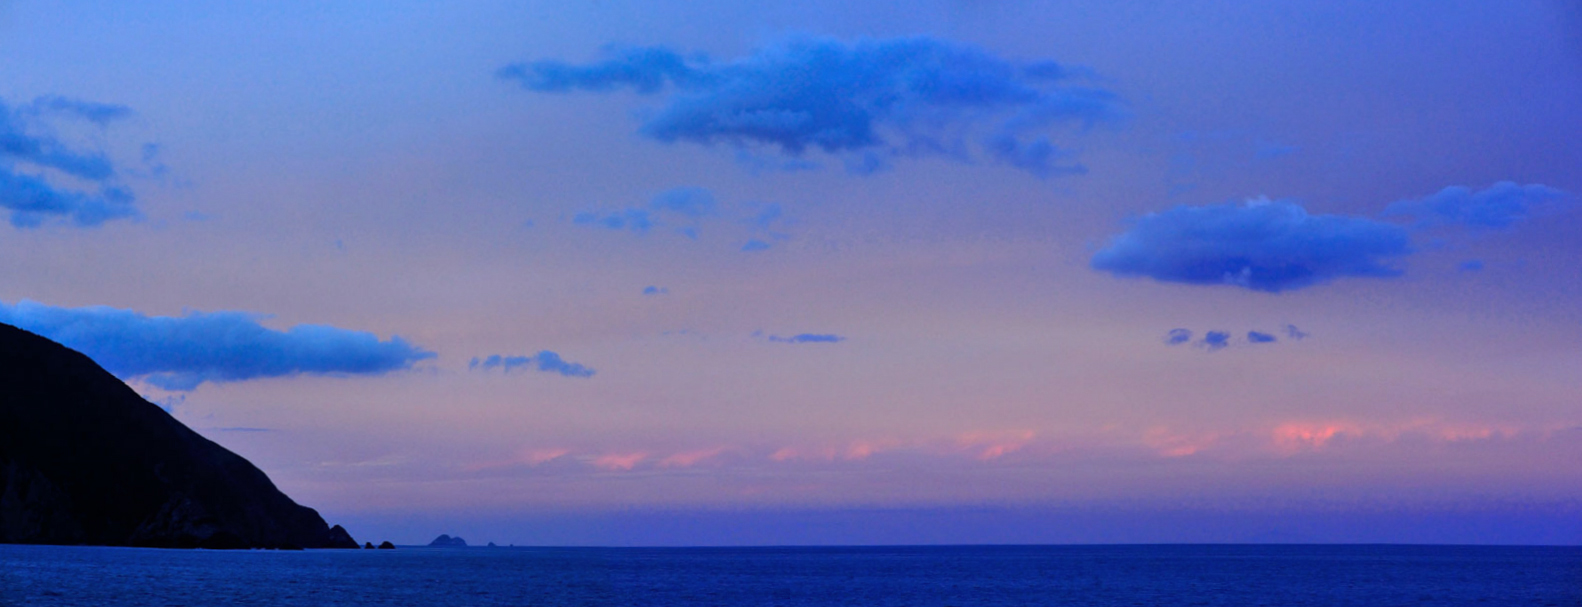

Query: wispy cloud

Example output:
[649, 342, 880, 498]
[469, 351, 595, 378]
[502, 36, 1122, 176]
[1162, 325, 1308, 351]
[1383, 182, 1569, 230]
[591, 452, 649, 471]
[0, 96, 142, 228]
[0, 299, 433, 390]
[766, 333, 846, 344]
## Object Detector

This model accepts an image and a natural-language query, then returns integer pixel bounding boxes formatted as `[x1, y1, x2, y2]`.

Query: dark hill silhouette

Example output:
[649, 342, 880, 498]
[0, 322, 358, 549]
[429, 534, 467, 547]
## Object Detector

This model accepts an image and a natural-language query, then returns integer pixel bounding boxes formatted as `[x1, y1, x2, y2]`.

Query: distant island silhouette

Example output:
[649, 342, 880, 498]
[429, 534, 468, 547]
[0, 323, 359, 549]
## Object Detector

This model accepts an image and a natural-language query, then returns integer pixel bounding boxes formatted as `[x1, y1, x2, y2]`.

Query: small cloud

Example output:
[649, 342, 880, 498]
[469, 350, 595, 378]
[572, 208, 655, 233]
[1247, 331, 1277, 343]
[741, 239, 771, 252]
[647, 187, 716, 219]
[767, 333, 846, 344]
[1254, 141, 1297, 160]
[591, 452, 648, 471]
[1199, 331, 1230, 351]
[642, 285, 669, 295]
[1458, 259, 1485, 272]
[1165, 328, 1192, 345]
[24, 96, 133, 126]
[658, 447, 728, 468]
[1092, 198, 1411, 292]
[1383, 182, 1569, 230]
[1285, 324, 1309, 340]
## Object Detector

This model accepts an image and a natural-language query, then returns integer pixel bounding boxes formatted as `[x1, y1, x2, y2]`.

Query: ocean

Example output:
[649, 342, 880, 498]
[2, 544, 1578, 606]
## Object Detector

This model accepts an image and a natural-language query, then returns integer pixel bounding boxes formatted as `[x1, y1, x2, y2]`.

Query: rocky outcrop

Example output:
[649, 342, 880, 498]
[429, 534, 467, 547]
[0, 323, 359, 549]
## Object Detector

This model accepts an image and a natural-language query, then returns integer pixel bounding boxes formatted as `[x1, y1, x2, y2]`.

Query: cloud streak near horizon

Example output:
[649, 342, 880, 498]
[0, 300, 434, 390]
[0, 96, 141, 228]
[767, 333, 846, 344]
[501, 36, 1122, 176]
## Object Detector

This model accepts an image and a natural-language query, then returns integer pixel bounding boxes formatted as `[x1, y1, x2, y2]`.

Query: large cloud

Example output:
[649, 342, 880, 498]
[0, 300, 434, 390]
[0, 97, 140, 227]
[1091, 199, 1411, 292]
[501, 37, 1122, 176]
[1383, 182, 1568, 229]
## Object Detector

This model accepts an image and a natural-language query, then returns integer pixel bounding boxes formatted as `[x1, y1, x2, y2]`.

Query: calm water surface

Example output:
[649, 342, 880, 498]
[1, 544, 1578, 606]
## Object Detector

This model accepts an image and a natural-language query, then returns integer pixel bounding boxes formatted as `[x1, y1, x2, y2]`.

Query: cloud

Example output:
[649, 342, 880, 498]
[469, 351, 595, 378]
[1199, 331, 1230, 351]
[1166, 326, 1306, 351]
[1458, 259, 1484, 272]
[573, 187, 716, 238]
[501, 37, 1122, 176]
[24, 96, 134, 126]
[1383, 182, 1569, 230]
[574, 188, 794, 251]
[767, 333, 846, 344]
[642, 285, 669, 295]
[0, 96, 141, 227]
[1091, 198, 1412, 292]
[1164, 328, 1192, 345]
[0, 300, 434, 390]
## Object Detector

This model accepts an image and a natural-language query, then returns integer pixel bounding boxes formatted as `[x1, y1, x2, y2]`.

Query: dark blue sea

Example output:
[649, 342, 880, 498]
[2, 544, 1578, 606]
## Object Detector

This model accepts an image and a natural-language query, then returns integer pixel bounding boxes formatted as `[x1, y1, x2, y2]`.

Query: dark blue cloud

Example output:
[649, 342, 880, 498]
[1458, 259, 1485, 272]
[0, 97, 141, 228]
[1247, 331, 1277, 343]
[1383, 182, 1569, 230]
[501, 37, 1122, 176]
[1200, 331, 1230, 351]
[767, 333, 846, 344]
[0, 300, 434, 391]
[1091, 199, 1412, 292]
[1165, 328, 1192, 345]
[642, 286, 669, 296]
[469, 351, 595, 378]
[1285, 324, 1309, 340]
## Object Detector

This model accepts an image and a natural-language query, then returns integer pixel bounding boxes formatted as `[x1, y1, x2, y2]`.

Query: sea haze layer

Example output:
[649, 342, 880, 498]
[1, 544, 1578, 606]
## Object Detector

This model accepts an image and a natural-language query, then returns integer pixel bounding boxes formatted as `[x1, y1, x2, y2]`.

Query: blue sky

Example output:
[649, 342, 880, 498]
[0, 0, 1579, 545]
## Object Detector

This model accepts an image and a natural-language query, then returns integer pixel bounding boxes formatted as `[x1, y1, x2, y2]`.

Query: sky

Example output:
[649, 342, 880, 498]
[1, 0, 1579, 545]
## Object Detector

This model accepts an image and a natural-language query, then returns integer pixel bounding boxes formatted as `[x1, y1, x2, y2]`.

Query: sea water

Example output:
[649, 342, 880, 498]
[2, 544, 1578, 606]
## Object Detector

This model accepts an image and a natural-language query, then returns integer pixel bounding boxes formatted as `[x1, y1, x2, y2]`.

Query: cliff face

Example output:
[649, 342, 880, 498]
[0, 323, 357, 549]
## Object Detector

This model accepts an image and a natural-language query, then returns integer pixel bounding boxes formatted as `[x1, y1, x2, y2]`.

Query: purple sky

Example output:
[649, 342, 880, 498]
[1, 0, 1579, 545]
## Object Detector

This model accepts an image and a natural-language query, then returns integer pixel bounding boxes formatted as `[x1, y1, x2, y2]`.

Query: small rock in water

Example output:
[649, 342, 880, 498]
[363, 542, 375, 549]
[377, 541, 395, 549]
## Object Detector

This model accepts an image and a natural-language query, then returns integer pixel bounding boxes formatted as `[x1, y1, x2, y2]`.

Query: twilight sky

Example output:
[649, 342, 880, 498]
[2, 1, 1579, 545]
